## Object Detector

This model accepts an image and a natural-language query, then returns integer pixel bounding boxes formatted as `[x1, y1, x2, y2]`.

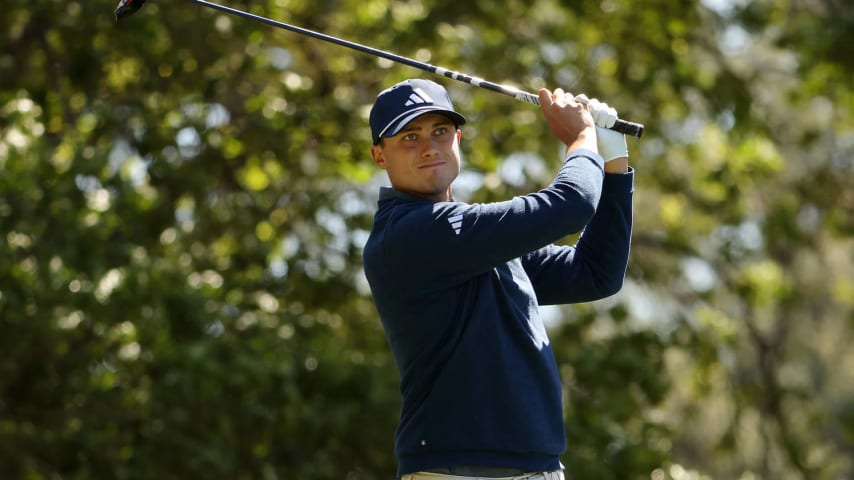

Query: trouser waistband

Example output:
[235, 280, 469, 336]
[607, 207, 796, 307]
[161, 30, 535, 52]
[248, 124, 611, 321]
[402, 470, 564, 480]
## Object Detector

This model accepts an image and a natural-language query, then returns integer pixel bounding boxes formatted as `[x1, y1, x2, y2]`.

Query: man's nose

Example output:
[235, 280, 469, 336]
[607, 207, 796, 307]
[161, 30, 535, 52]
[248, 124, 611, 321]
[421, 137, 440, 156]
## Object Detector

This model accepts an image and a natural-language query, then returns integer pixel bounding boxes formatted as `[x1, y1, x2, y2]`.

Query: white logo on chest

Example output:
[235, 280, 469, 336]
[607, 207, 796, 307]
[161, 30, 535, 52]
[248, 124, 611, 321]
[447, 214, 464, 235]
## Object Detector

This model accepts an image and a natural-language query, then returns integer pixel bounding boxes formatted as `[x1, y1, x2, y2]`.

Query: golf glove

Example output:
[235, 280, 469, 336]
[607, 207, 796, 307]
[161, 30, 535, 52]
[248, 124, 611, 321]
[576, 95, 628, 162]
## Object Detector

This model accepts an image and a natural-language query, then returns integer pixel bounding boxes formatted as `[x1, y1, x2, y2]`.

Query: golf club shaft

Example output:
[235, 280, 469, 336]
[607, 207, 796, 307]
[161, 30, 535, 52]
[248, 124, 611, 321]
[194, 0, 644, 138]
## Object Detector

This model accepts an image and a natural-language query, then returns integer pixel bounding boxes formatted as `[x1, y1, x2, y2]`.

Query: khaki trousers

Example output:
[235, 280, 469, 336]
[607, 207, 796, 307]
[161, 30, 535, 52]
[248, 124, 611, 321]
[401, 470, 564, 480]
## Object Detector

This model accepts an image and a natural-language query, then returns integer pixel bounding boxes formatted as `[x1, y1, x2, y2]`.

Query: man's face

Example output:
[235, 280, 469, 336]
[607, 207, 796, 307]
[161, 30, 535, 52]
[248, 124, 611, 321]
[370, 113, 462, 202]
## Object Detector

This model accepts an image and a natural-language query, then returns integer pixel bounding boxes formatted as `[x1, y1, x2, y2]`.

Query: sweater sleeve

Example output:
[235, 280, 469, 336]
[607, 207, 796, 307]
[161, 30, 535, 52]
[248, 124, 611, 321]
[379, 149, 607, 288]
[522, 169, 634, 304]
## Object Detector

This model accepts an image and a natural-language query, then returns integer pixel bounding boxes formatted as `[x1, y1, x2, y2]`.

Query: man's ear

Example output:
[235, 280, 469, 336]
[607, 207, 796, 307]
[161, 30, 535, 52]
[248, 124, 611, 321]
[370, 144, 387, 169]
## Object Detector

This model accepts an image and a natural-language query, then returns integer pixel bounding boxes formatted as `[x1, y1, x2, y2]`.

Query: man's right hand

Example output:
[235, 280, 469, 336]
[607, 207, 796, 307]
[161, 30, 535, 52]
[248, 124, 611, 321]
[538, 88, 597, 157]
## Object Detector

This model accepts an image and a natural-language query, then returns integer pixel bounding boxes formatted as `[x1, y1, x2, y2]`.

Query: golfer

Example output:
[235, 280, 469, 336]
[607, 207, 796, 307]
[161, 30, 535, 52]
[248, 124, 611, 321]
[363, 79, 634, 479]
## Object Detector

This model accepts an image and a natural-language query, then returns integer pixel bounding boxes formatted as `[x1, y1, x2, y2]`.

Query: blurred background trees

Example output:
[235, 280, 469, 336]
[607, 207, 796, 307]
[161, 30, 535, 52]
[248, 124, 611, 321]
[1, 0, 851, 478]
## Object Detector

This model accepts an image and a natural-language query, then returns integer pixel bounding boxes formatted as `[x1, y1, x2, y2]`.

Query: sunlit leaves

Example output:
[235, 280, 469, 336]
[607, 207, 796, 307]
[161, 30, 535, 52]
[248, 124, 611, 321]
[735, 259, 789, 308]
[239, 162, 271, 191]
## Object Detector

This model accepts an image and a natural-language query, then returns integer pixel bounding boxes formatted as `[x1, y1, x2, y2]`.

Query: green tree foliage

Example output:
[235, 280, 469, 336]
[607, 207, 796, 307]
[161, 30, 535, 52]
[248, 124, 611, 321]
[1, 0, 852, 479]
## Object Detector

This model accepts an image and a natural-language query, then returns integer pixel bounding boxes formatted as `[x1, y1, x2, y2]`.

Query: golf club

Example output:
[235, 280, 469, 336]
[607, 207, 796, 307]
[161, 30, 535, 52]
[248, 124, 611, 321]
[115, 0, 644, 138]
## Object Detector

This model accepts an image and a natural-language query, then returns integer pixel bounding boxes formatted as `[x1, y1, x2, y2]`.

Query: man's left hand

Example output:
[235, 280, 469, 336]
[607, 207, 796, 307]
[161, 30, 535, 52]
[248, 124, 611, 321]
[575, 95, 629, 170]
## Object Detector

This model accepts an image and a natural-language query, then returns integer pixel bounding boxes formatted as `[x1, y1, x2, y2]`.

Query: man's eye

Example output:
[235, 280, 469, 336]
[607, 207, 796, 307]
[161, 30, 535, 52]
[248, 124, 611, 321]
[403, 133, 417, 141]
[434, 127, 448, 135]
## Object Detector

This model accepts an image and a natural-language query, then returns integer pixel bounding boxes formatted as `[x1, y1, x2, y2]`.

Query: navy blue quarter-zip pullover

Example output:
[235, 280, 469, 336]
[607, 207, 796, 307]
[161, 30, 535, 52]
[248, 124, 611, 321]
[363, 149, 634, 477]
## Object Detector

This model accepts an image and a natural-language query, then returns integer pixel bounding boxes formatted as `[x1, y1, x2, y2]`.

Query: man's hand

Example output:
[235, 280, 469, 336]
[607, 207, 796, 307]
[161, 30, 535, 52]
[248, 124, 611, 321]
[576, 95, 629, 172]
[538, 88, 597, 156]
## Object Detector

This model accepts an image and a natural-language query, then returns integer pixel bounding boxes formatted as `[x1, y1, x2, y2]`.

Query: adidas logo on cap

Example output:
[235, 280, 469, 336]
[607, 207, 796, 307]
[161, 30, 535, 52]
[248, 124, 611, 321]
[404, 88, 434, 107]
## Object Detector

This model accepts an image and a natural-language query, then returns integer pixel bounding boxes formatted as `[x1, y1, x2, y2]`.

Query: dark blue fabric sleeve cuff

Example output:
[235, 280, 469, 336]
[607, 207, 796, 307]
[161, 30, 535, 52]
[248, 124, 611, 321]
[603, 167, 635, 194]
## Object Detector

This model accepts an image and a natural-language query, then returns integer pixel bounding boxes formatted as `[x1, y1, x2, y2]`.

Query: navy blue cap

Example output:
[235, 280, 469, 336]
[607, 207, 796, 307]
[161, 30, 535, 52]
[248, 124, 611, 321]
[369, 79, 466, 145]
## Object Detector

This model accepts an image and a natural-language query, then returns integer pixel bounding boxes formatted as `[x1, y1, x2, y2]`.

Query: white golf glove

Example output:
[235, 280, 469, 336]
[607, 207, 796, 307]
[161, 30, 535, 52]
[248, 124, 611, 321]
[576, 94, 628, 162]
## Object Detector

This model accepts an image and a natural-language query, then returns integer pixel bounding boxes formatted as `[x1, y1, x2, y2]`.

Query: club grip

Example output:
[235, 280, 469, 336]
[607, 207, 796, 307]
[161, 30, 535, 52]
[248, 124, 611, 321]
[511, 90, 644, 138]
[611, 119, 644, 138]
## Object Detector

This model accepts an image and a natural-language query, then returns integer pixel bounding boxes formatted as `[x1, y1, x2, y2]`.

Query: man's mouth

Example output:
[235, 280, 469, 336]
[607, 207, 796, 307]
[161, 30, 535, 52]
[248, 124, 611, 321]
[418, 161, 445, 169]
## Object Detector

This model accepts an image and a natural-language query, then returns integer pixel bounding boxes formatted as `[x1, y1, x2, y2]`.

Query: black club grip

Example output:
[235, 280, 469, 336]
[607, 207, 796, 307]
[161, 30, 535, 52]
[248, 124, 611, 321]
[611, 118, 644, 138]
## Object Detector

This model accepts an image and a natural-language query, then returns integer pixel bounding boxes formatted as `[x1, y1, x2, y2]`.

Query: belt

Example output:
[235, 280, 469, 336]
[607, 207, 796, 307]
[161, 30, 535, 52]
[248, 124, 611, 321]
[402, 470, 564, 480]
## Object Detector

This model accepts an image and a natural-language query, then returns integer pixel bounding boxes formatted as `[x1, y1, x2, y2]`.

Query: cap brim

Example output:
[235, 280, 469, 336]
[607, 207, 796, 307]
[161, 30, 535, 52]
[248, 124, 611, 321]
[375, 107, 466, 144]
